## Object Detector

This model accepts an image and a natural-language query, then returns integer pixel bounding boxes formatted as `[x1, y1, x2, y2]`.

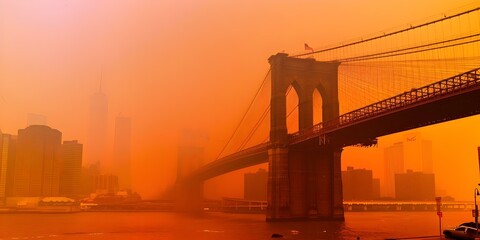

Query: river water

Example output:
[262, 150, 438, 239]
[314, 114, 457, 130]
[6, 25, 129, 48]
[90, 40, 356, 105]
[0, 211, 474, 239]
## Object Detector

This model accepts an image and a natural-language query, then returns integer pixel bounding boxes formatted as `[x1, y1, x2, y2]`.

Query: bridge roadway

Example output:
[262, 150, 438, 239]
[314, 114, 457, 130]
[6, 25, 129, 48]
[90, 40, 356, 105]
[184, 67, 480, 182]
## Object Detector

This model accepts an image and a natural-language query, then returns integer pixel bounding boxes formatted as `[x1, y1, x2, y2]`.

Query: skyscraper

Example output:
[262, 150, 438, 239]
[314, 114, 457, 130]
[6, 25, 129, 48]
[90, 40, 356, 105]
[60, 140, 83, 197]
[86, 88, 109, 168]
[13, 125, 62, 197]
[383, 142, 404, 198]
[0, 132, 17, 204]
[112, 116, 132, 190]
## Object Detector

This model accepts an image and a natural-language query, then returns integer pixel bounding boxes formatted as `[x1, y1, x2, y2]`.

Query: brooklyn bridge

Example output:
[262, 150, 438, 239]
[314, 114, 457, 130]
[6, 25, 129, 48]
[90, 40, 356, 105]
[174, 6, 480, 221]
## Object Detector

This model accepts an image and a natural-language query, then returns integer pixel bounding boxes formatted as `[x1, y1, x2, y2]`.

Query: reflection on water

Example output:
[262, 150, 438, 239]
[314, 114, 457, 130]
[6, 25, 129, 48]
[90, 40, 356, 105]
[0, 211, 473, 239]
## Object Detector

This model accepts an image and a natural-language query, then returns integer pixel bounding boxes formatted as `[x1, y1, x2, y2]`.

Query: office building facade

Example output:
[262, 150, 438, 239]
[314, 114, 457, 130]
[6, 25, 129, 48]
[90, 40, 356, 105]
[0, 133, 17, 203]
[342, 167, 380, 201]
[395, 170, 435, 201]
[13, 125, 62, 197]
[60, 140, 83, 197]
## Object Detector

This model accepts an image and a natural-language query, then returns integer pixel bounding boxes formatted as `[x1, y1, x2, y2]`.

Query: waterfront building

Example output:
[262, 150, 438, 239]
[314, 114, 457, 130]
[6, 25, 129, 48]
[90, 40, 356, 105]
[342, 167, 379, 200]
[93, 174, 119, 195]
[0, 132, 17, 204]
[80, 162, 100, 196]
[13, 125, 62, 197]
[112, 116, 132, 190]
[395, 170, 435, 201]
[244, 168, 267, 201]
[60, 140, 83, 197]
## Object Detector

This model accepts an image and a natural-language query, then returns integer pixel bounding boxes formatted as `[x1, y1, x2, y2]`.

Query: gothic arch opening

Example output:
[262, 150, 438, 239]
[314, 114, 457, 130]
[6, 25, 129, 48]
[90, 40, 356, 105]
[286, 84, 299, 134]
[313, 88, 323, 125]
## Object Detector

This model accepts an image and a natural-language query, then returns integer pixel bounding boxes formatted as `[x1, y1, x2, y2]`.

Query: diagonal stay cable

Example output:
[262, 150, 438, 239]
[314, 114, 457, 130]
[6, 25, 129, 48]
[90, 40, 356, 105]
[215, 69, 271, 160]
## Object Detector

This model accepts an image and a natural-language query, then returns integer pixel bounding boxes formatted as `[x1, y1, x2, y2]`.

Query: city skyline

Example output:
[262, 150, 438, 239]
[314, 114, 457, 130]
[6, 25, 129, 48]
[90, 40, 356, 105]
[1, 0, 480, 238]
[0, 0, 479, 202]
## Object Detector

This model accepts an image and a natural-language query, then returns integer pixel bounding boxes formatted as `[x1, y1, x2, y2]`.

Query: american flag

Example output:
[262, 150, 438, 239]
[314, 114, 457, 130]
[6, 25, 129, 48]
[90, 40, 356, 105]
[304, 43, 314, 52]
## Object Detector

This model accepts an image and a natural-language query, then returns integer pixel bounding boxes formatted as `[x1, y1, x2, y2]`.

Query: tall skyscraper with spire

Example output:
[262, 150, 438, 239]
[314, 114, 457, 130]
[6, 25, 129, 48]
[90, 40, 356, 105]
[112, 116, 132, 190]
[86, 85, 109, 169]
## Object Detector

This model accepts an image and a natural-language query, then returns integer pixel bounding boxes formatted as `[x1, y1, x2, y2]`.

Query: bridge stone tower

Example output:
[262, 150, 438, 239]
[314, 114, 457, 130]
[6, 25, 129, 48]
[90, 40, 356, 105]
[267, 53, 344, 221]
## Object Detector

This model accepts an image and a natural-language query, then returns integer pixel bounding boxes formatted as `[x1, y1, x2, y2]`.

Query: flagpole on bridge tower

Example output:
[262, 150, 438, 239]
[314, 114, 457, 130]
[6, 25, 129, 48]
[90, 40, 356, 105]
[304, 43, 314, 54]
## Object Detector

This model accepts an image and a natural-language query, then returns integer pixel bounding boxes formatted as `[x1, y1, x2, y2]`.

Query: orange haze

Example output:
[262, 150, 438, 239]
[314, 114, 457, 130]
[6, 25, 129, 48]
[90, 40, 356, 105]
[0, 0, 479, 200]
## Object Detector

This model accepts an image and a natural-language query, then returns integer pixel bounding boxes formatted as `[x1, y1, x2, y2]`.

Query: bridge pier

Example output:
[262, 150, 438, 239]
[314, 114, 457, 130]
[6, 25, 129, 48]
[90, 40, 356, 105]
[266, 145, 344, 221]
[314, 147, 344, 220]
[266, 147, 290, 220]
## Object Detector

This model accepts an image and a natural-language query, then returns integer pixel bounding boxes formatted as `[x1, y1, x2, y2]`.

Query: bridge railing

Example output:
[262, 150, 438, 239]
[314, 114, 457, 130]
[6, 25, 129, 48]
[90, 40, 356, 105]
[289, 67, 480, 144]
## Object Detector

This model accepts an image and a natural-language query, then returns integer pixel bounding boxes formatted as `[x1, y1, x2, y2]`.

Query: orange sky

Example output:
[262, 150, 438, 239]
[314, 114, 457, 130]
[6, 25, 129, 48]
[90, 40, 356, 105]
[0, 0, 479, 200]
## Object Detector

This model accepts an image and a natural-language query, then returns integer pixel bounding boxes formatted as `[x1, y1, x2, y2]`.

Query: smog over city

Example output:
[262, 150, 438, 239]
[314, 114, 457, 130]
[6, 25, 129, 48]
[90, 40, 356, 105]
[1, 0, 480, 239]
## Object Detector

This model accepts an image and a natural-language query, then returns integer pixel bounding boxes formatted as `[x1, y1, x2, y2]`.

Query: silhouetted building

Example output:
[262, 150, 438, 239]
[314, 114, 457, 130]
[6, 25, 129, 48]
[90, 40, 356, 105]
[27, 113, 47, 126]
[60, 140, 83, 197]
[86, 87, 108, 168]
[395, 170, 435, 201]
[112, 116, 132, 190]
[0, 132, 17, 203]
[383, 142, 404, 198]
[13, 125, 62, 197]
[244, 168, 267, 201]
[342, 167, 379, 201]
[80, 163, 100, 196]
[93, 174, 119, 195]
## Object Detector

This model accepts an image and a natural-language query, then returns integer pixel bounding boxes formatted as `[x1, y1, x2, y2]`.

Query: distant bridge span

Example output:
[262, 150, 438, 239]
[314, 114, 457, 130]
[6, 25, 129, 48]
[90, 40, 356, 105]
[185, 143, 270, 181]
